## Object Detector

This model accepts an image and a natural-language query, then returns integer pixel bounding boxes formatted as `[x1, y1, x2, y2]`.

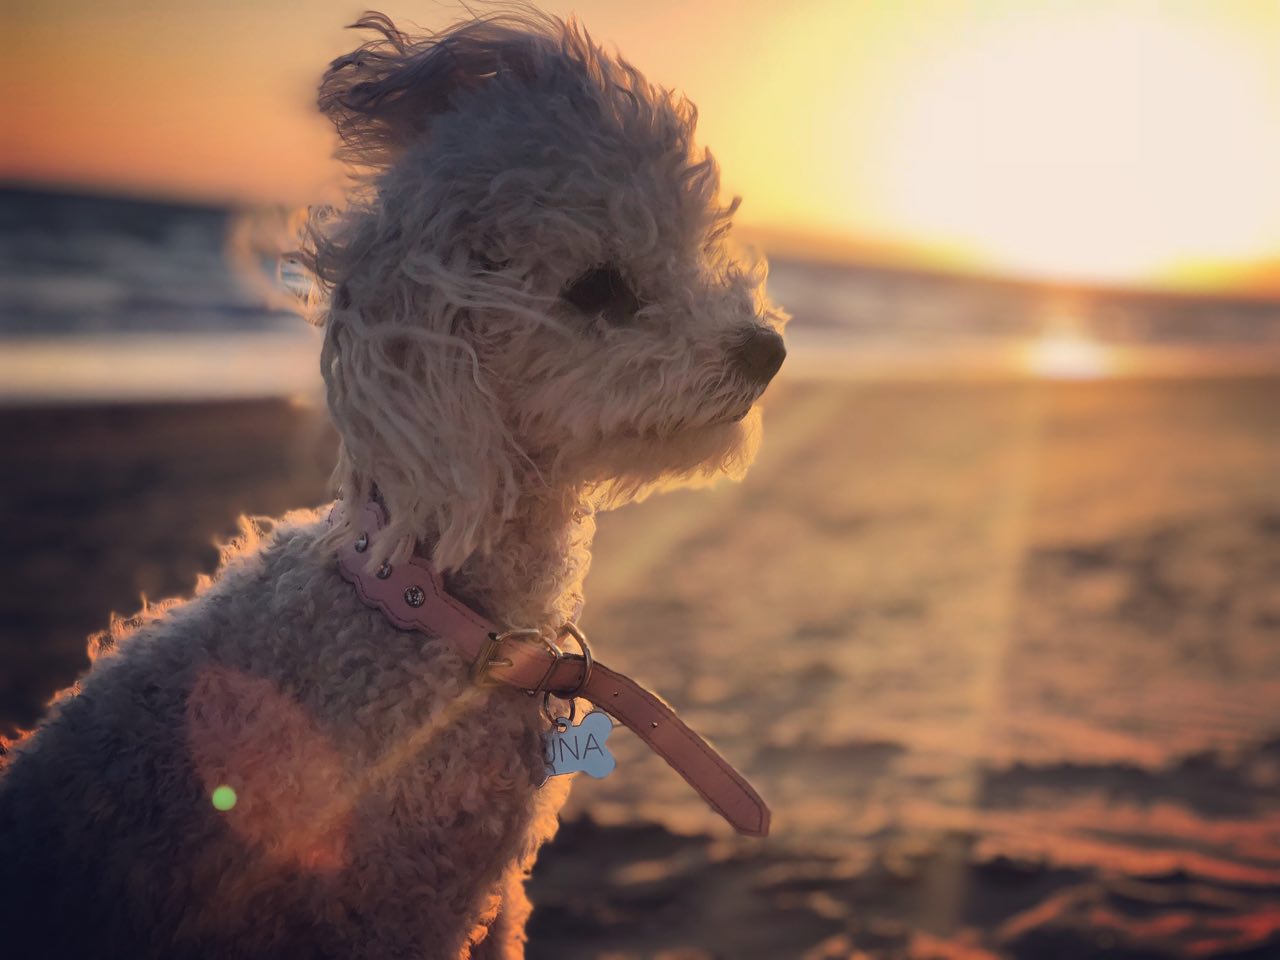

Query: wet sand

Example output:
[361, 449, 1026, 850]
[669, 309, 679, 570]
[2, 376, 1279, 958]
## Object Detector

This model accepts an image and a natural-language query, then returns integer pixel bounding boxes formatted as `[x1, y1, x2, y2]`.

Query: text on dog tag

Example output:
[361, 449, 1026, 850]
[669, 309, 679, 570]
[544, 710, 616, 779]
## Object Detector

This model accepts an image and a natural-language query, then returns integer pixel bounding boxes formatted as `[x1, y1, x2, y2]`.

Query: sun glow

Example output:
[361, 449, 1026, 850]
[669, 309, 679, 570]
[874, 6, 1280, 288]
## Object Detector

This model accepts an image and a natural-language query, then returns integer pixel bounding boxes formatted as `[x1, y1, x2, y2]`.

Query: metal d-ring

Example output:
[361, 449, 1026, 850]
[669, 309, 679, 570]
[540, 622, 592, 728]
[556, 622, 593, 698]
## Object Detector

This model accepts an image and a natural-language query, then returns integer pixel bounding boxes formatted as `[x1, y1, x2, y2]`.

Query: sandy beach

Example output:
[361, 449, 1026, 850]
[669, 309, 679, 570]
[2, 375, 1279, 958]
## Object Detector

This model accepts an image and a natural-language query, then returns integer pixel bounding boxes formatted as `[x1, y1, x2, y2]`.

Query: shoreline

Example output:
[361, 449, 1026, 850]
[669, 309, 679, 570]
[4, 331, 1280, 408]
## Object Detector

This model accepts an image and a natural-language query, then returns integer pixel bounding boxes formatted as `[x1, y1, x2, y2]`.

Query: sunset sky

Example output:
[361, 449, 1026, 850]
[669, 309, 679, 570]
[6, 1, 1280, 295]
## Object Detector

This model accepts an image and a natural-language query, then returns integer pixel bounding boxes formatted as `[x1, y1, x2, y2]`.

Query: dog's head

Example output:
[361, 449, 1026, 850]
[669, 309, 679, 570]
[308, 8, 788, 569]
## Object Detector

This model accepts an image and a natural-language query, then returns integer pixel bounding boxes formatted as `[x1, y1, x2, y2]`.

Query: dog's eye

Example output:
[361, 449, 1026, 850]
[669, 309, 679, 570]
[561, 264, 639, 326]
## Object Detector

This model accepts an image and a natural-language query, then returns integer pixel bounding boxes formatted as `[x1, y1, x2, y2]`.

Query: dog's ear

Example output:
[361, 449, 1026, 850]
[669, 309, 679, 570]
[319, 9, 552, 171]
[321, 308, 522, 573]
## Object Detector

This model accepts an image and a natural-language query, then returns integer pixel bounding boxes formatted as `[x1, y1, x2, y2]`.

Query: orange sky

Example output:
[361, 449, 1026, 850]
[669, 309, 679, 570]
[5, 1, 1279, 296]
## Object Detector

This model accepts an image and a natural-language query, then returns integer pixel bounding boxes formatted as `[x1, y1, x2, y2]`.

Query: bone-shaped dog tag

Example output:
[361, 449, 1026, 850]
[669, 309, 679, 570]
[544, 710, 616, 779]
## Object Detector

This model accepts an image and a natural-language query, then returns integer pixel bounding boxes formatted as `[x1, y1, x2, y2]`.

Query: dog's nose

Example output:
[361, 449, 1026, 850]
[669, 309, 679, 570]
[731, 327, 786, 384]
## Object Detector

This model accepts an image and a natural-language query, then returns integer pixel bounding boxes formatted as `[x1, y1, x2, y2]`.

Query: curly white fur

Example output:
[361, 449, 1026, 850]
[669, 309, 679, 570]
[0, 6, 786, 958]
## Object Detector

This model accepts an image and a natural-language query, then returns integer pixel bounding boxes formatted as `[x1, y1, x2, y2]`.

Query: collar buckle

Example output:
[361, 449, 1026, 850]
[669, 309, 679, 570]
[471, 628, 539, 687]
[470, 623, 593, 697]
[471, 628, 562, 692]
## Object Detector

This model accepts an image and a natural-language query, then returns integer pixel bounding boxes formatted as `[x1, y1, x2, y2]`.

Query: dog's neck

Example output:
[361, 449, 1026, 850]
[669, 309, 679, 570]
[429, 487, 596, 635]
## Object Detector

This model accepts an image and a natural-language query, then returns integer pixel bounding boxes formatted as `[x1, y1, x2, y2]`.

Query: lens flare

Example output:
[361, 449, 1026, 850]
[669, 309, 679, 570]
[211, 785, 237, 811]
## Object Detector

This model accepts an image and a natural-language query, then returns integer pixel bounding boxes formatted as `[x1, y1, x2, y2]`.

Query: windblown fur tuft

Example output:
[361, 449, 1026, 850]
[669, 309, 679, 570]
[318, 8, 558, 173]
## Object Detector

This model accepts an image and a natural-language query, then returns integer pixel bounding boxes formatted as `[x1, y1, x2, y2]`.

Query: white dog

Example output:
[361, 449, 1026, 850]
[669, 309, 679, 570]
[0, 7, 786, 957]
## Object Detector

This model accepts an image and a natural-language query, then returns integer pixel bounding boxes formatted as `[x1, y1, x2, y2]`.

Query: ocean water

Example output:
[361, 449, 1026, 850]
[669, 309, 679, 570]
[0, 187, 299, 338]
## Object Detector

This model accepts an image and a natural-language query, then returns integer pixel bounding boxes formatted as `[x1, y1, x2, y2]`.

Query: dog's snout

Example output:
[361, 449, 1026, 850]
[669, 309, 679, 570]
[731, 327, 786, 384]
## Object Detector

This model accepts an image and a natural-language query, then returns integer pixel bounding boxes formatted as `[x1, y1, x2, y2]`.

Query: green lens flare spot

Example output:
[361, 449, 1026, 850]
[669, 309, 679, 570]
[211, 785, 237, 812]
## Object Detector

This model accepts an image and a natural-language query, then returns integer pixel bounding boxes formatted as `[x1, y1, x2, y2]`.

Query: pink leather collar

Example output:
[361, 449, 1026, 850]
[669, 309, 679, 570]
[329, 500, 770, 837]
